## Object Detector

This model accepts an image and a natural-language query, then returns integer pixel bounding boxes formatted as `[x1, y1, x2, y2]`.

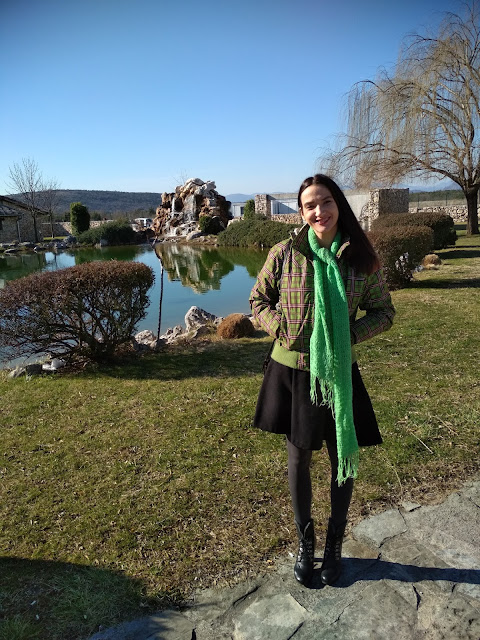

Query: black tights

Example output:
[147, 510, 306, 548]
[286, 437, 354, 528]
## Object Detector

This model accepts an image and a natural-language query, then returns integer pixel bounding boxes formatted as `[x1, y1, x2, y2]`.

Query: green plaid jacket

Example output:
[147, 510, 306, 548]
[249, 224, 395, 370]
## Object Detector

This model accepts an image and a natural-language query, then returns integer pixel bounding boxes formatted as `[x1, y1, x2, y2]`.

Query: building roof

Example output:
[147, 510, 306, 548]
[0, 195, 49, 218]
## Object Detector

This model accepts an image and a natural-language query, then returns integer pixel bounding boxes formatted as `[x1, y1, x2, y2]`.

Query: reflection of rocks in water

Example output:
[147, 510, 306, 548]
[153, 178, 230, 239]
[154, 243, 234, 293]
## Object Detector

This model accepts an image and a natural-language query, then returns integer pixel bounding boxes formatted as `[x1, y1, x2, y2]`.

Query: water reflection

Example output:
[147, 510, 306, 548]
[0, 243, 269, 333]
[71, 245, 145, 264]
[0, 246, 148, 288]
[0, 252, 48, 287]
[154, 243, 235, 293]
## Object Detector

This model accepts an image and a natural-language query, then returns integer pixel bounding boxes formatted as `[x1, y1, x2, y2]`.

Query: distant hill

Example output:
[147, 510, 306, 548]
[9, 190, 164, 215]
[8, 187, 462, 214]
[7, 189, 256, 214]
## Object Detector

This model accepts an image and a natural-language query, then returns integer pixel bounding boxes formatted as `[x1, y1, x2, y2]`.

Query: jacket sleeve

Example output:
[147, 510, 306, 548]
[351, 267, 395, 344]
[249, 242, 287, 339]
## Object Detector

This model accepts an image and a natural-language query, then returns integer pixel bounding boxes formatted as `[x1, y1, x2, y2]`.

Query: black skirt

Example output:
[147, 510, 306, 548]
[253, 358, 382, 450]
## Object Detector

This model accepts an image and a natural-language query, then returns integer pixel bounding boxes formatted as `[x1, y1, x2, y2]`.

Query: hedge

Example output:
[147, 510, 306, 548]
[371, 211, 456, 249]
[369, 225, 434, 289]
[0, 261, 154, 362]
[217, 219, 298, 248]
[77, 219, 138, 246]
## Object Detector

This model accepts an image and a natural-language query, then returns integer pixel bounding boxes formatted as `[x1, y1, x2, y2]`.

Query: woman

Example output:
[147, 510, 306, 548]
[249, 174, 395, 586]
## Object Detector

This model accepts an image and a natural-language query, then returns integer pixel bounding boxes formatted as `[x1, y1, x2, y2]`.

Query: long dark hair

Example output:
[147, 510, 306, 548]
[298, 174, 379, 275]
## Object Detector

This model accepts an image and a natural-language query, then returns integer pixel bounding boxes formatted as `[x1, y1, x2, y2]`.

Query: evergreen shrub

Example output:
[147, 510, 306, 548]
[369, 225, 434, 289]
[218, 219, 298, 248]
[0, 261, 154, 362]
[77, 219, 137, 245]
[198, 215, 224, 235]
[371, 211, 456, 249]
[243, 199, 256, 219]
[70, 202, 90, 235]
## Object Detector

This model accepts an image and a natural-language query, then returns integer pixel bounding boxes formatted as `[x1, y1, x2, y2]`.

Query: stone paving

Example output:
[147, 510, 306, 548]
[90, 478, 480, 640]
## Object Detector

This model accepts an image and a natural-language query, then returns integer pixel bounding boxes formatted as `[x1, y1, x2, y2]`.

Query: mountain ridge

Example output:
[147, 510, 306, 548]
[6, 186, 464, 215]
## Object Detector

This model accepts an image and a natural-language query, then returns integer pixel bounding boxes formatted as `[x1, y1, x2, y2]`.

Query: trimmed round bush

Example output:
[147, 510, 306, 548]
[217, 314, 255, 339]
[0, 261, 154, 362]
[371, 212, 456, 249]
[369, 225, 434, 289]
[422, 253, 442, 268]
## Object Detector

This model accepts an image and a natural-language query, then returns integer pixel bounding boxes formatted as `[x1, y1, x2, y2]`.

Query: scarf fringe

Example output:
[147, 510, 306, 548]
[336, 451, 359, 486]
[310, 375, 334, 411]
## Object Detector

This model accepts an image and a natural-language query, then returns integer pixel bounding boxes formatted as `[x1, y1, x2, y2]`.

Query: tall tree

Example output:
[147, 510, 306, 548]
[243, 199, 256, 219]
[7, 157, 45, 242]
[327, 2, 480, 234]
[70, 202, 90, 235]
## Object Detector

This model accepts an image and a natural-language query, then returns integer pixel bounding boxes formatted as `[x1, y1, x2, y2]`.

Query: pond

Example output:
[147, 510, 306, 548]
[0, 243, 269, 336]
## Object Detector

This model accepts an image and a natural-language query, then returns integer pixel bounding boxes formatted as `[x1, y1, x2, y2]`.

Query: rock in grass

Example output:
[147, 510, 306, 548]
[133, 330, 159, 351]
[42, 358, 67, 372]
[8, 363, 45, 378]
[185, 306, 218, 331]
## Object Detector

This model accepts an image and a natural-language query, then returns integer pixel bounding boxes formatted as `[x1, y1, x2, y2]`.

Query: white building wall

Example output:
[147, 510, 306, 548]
[344, 191, 370, 218]
[230, 202, 246, 218]
[271, 198, 298, 214]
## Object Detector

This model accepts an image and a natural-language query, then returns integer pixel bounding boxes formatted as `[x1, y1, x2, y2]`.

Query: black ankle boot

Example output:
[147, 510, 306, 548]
[320, 518, 346, 585]
[294, 519, 315, 585]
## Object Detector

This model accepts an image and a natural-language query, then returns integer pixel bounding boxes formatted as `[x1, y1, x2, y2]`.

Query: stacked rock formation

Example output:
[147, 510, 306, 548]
[153, 178, 230, 239]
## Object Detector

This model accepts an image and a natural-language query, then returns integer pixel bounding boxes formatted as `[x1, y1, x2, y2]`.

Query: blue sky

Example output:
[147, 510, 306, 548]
[1, 0, 459, 197]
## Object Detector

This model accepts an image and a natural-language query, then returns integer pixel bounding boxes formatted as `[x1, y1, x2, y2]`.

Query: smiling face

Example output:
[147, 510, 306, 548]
[300, 184, 339, 247]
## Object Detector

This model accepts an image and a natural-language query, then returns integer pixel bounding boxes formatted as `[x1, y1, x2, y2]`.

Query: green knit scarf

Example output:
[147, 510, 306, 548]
[308, 227, 359, 485]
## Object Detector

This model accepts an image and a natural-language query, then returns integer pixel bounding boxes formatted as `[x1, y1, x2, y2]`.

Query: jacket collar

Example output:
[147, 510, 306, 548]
[290, 223, 350, 260]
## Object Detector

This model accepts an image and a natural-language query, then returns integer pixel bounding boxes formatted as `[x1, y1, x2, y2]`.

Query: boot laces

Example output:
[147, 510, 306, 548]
[297, 537, 314, 562]
[324, 535, 342, 561]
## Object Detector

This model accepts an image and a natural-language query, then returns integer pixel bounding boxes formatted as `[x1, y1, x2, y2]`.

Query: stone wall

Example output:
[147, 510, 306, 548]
[254, 194, 271, 216]
[357, 189, 409, 230]
[364, 189, 409, 218]
[408, 205, 479, 223]
[18, 214, 48, 243]
[271, 213, 302, 225]
[40, 220, 106, 237]
[0, 217, 20, 243]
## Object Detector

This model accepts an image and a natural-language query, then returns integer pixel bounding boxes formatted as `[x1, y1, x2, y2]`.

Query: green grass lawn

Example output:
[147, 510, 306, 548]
[1, 232, 479, 640]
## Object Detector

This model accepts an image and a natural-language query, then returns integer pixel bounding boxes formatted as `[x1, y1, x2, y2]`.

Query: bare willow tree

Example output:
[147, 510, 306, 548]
[326, 2, 480, 234]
